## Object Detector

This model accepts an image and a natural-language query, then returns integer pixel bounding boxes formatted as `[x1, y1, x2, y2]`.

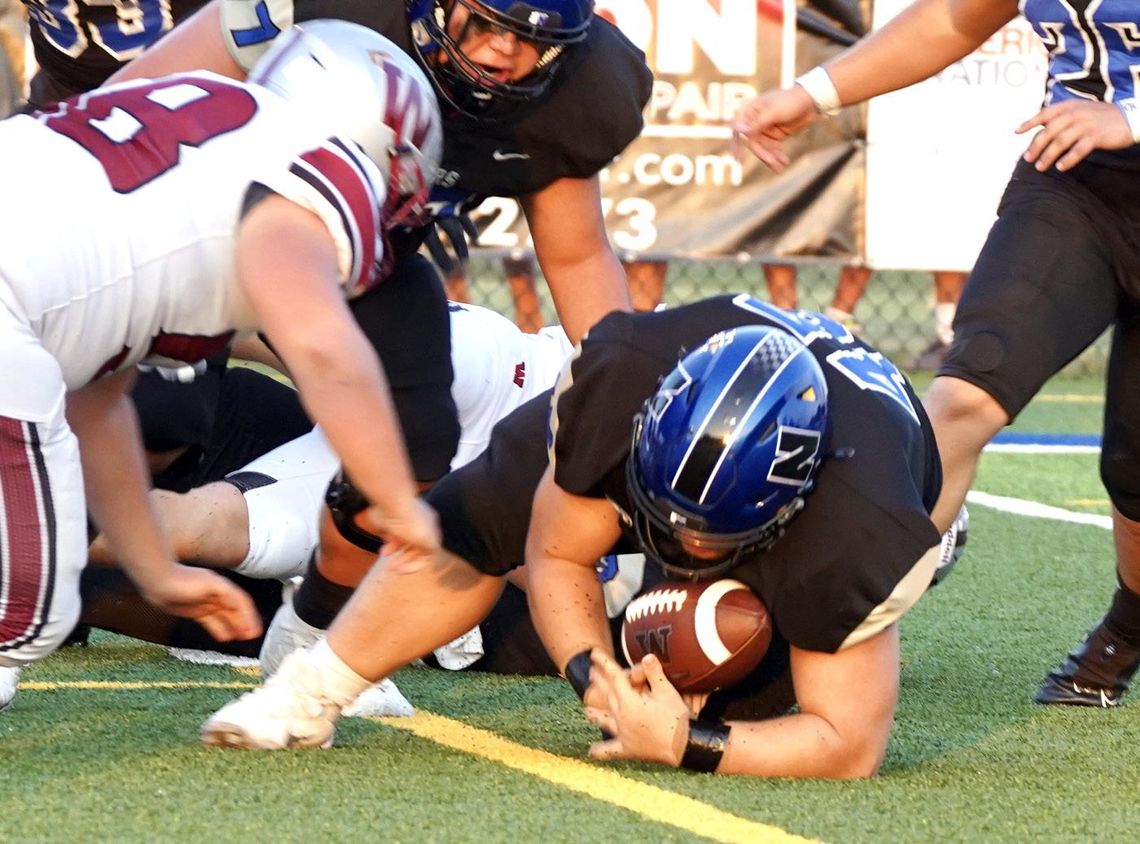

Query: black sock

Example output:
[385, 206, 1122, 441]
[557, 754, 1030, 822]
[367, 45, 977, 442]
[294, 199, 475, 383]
[293, 556, 355, 629]
[1103, 578, 1140, 647]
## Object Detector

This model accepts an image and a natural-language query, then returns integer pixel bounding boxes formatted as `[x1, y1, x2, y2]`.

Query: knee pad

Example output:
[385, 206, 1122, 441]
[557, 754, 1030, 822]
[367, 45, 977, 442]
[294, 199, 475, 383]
[1101, 449, 1140, 522]
[325, 472, 383, 554]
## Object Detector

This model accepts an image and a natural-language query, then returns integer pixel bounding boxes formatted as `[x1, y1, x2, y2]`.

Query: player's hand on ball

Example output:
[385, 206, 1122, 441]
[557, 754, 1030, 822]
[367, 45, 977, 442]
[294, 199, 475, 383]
[585, 651, 689, 768]
[626, 659, 710, 718]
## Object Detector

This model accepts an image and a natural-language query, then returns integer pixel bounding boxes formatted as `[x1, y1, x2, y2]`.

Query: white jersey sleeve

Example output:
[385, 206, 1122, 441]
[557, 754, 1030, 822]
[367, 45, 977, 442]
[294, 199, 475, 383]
[253, 138, 386, 297]
[221, 0, 300, 71]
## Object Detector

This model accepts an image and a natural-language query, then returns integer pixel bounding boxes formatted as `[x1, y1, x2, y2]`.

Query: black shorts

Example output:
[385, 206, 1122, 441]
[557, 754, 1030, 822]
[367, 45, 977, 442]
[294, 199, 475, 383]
[350, 253, 459, 483]
[427, 391, 552, 576]
[940, 158, 1126, 420]
[152, 366, 313, 493]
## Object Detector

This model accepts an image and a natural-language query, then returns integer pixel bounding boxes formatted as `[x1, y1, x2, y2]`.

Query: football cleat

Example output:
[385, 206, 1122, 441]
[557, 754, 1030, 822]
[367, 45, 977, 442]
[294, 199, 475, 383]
[200, 650, 342, 749]
[260, 596, 325, 677]
[1035, 617, 1140, 707]
[0, 665, 20, 712]
[342, 678, 413, 718]
[931, 505, 968, 587]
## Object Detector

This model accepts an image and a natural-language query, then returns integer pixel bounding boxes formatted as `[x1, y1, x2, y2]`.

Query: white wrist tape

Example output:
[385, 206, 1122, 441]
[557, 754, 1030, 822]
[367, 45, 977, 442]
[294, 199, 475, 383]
[1118, 98, 1140, 144]
[795, 66, 842, 116]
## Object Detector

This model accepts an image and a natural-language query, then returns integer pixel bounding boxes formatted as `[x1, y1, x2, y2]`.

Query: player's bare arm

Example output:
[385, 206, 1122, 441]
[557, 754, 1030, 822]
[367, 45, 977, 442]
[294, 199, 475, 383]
[1017, 99, 1138, 173]
[66, 368, 261, 642]
[237, 194, 441, 565]
[733, 0, 1018, 171]
[526, 466, 623, 692]
[588, 625, 901, 778]
[521, 175, 631, 345]
[105, 0, 243, 85]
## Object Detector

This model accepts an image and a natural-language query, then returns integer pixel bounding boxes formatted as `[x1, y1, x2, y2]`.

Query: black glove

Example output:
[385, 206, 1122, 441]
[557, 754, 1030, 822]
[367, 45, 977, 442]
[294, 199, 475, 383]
[423, 211, 481, 277]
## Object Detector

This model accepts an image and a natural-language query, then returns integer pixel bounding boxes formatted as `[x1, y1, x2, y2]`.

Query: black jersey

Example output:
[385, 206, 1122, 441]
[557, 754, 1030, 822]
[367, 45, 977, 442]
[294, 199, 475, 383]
[223, 0, 651, 201]
[25, 0, 209, 105]
[549, 295, 943, 654]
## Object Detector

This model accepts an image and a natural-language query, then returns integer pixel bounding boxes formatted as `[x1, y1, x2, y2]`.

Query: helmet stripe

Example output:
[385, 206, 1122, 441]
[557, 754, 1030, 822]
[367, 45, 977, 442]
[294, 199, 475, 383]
[673, 332, 808, 505]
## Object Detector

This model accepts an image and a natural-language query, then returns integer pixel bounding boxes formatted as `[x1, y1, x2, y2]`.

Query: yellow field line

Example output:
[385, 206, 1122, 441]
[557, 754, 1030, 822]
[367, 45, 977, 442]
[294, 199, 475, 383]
[22, 679, 817, 843]
[376, 710, 819, 844]
[22, 680, 255, 690]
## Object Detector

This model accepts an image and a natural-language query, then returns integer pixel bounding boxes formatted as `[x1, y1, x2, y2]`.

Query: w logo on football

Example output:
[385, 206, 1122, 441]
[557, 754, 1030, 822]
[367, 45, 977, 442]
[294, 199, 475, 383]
[768, 426, 822, 486]
[632, 626, 673, 662]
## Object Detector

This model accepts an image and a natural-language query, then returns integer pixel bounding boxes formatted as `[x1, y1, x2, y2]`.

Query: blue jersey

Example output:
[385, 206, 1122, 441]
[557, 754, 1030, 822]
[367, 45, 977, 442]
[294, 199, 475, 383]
[1022, 0, 1140, 105]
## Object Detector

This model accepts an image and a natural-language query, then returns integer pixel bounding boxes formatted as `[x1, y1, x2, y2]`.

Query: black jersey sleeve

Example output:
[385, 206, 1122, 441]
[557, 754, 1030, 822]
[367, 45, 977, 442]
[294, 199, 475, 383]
[515, 18, 652, 181]
[548, 314, 672, 498]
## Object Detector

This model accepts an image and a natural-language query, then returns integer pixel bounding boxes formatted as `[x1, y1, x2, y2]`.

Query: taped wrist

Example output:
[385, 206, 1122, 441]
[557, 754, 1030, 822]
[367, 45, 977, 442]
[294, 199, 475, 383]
[794, 66, 842, 115]
[564, 650, 593, 700]
[1118, 98, 1140, 144]
[680, 719, 731, 773]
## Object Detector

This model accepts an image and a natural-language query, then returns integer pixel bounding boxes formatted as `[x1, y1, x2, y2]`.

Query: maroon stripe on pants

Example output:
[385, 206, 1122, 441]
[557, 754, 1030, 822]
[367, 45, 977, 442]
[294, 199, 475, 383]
[0, 416, 52, 650]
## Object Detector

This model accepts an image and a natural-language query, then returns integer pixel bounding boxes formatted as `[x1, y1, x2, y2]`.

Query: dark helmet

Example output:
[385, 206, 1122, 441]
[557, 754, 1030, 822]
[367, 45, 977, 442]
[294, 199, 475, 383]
[406, 0, 593, 121]
[626, 325, 829, 580]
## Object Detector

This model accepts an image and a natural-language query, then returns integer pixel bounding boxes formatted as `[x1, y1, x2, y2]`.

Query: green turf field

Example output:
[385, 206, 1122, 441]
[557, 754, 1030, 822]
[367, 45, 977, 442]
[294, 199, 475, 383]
[5, 373, 1138, 843]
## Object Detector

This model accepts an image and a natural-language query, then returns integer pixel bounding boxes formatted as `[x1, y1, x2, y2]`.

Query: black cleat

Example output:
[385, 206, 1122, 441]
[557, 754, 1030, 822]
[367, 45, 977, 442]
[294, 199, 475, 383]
[1035, 618, 1140, 707]
[62, 623, 91, 647]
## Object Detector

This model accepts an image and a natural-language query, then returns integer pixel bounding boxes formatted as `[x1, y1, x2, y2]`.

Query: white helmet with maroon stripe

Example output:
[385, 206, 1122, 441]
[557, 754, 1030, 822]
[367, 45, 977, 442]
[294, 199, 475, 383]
[249, 19, 443, 231]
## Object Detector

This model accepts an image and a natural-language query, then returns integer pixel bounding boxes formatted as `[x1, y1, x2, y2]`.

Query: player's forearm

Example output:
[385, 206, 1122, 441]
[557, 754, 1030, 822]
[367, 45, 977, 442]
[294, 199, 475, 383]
[823, 0, 1017, 107]
[284, 330, 421, 514]
[528, 554, 614, 673]
[68, 377, 177, 591]
[106, 0, 244, 86]
[524, 176, 632, 345]
[710, 711, 888, 779]
[544, 252, 631, 346]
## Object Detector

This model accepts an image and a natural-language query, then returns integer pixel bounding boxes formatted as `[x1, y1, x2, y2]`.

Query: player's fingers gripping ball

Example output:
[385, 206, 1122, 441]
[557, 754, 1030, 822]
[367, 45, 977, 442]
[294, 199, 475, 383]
[621, 579, 772, 693]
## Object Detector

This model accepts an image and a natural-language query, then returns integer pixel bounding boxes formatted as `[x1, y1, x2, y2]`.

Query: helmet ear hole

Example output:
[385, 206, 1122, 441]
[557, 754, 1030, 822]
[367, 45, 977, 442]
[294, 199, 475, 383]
[626, 325, 829, 580]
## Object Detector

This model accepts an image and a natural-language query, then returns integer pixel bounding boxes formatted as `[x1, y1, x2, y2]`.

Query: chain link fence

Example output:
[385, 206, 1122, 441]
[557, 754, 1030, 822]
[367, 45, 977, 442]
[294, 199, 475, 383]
[457, 253, 1109, 377]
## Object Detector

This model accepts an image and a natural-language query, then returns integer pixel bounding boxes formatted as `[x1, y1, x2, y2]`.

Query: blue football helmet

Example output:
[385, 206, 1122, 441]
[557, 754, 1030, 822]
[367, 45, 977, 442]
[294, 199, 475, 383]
[406, 0, 593, 121]
[626, 325, 829, 580]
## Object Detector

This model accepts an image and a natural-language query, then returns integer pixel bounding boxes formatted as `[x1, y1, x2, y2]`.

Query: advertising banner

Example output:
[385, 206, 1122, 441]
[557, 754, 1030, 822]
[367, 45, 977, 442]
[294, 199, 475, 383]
[864, 3, 1048, 270]
[471, 0, 865, 260]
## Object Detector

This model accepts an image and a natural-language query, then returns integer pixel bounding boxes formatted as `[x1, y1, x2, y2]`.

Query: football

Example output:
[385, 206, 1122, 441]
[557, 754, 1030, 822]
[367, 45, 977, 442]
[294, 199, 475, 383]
[620, 579, 772, 693]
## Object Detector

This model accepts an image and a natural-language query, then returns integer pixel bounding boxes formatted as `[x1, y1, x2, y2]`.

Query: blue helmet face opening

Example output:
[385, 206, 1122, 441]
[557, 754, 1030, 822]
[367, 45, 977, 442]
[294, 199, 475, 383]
[625, 326, 829, 581]
[408, 0, 593, 122]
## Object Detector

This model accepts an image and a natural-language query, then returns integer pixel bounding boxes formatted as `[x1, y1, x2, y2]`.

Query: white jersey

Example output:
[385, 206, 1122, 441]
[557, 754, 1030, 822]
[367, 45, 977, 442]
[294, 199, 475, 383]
[448, 303, 573, 469]
[0, 72, 386, 391]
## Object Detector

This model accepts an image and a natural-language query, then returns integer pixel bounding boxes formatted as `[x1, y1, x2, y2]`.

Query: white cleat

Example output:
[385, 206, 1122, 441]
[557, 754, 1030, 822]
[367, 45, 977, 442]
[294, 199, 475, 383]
[0, 665, 20, 712]
[200, 650, 341, 749]
[260, 597, 324, 677]
[342, 678, 413, 718]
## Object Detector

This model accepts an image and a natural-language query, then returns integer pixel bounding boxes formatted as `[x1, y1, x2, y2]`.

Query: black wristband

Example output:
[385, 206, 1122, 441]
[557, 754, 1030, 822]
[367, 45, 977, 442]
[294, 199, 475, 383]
[564, 650, 593, 700]
[680, 719, 730, 773]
